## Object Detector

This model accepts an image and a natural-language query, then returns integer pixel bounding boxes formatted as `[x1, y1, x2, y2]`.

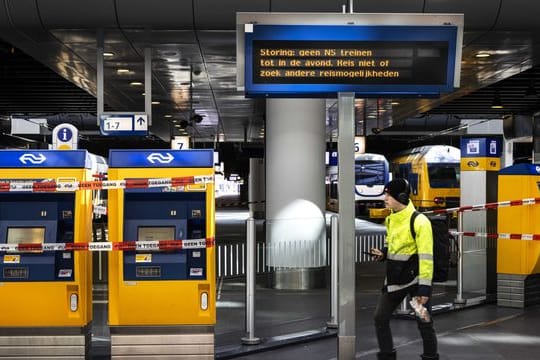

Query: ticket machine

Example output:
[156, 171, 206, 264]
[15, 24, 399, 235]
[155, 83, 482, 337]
[0, 150, 93, 358]
[107, 149, 215, 358]
[497, 163, 540, 308]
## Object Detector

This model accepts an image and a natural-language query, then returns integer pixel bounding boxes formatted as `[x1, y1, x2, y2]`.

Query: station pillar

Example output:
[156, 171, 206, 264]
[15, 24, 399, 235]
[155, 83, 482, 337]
[265, 98, 327, 289]
[460, 137, 502, 299]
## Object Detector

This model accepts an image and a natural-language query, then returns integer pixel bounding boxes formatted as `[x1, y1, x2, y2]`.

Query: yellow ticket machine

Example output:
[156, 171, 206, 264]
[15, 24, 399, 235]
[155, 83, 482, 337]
[497, 163, 540, 307]
[107, 149, 215, 358]
[0, 150, 93, 358]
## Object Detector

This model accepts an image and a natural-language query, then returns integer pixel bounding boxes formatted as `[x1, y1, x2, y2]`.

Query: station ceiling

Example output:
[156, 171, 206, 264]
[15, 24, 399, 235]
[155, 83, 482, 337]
[1, 0, 540, 152]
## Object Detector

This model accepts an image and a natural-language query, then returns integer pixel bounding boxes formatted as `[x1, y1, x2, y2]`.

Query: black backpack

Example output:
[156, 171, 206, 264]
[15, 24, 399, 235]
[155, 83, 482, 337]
[410, 211, 451, 283]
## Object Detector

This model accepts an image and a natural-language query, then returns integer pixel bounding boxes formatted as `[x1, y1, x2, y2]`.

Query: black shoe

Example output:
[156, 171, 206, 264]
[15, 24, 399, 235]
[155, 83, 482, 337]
[420, 355, 439, 360]
[377, 350, 396, 360]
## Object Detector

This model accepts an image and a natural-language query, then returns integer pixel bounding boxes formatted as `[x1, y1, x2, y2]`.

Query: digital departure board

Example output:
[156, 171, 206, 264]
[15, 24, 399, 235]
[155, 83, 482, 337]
[244, 25, 460, 97]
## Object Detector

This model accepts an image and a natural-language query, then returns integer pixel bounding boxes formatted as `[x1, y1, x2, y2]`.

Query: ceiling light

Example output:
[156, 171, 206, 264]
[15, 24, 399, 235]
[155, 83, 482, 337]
[475, 52, 490, 58]
[117, 68, 130, 74]
[164, 114, 172, 118]
[130, 81, 143, 86]
[391, 101, 400, 105]
[491, 90, 504, 109]
[151, 101, 160, 105]
[103, 52, 115, 57]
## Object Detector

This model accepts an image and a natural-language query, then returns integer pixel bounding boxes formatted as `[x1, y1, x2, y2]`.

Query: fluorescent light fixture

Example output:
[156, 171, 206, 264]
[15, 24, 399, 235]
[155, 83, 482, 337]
[491, 90, 504, 109]
[130, 81, 143, 86]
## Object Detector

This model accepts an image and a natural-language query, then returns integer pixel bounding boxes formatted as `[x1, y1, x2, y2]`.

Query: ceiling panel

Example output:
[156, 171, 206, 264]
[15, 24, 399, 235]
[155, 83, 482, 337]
[1, 0, 540, 150]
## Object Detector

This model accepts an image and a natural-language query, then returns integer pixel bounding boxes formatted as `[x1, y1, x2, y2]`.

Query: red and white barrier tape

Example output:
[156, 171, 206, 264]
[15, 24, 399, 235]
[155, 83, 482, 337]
[0, 175, 214, 193]
[0, 238, 215, 253]
[425, 197, 540, 215]
[451, 231, 540, 241]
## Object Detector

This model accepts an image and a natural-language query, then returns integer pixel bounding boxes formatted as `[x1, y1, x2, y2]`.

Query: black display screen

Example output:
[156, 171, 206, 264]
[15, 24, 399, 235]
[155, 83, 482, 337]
[252, 40, 448, 85]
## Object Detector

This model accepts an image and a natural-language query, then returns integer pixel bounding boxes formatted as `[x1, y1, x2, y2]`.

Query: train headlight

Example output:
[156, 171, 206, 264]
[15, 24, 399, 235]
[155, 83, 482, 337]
[433, 197, 444, 205]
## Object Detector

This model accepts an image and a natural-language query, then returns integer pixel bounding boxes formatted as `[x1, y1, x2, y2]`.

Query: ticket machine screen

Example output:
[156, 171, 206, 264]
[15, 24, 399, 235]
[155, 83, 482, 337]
[137, 227, 174, 242]
[7, 227, 45, 251]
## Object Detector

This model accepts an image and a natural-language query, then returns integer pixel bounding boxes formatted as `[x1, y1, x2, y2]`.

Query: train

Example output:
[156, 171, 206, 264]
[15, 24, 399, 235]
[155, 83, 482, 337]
[326, 152, 392, 217]
[390, 145, 460, 211]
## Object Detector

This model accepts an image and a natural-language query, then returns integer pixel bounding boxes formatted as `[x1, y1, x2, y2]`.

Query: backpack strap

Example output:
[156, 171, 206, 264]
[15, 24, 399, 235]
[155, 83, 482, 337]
[410, 210, 420, 240]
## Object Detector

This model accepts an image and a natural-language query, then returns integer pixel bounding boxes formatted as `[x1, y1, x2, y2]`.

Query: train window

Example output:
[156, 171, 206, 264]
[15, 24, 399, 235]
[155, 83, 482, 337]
[355, 160, 385, 186]
[427, 164, 460, 188]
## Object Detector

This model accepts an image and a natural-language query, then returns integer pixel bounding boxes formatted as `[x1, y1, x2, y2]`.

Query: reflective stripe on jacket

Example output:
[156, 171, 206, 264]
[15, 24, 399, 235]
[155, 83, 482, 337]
[384, 201, 433, 292]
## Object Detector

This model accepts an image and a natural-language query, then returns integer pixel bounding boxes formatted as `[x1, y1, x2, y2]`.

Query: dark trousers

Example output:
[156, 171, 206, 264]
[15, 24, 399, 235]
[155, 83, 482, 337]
[374, 286, 438, 356]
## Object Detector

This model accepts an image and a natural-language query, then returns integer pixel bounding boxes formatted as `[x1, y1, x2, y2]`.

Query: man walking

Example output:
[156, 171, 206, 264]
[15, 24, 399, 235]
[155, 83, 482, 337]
[370, 178, 439, 360]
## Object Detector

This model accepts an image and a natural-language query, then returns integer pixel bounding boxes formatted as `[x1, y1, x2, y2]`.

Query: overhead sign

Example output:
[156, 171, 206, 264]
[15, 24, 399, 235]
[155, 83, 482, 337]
[0, 150, 88, 168]
[109, 150, 214, 168]
[171, 136, 190, 150]
[460, 137, 502, 172]
[461, 137, 502, 158]
[99, 113, 148, 136]
[244, 24, 460, 97]
[52, 123, 79, 150]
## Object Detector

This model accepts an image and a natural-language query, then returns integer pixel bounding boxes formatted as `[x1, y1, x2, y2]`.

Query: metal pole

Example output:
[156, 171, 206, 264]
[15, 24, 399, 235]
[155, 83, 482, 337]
[454, 211, 466, 305]
[96, 28, 104, 125]
[242, 218, 260, 345]
[327, 215, 339, 329]
[144, 47, 152, 126]
[337, 92, 356, 359]
[395, 297, 409, 315]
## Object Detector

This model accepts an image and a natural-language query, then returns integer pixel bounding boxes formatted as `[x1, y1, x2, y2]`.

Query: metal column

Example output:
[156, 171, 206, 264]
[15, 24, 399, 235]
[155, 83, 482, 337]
[337, 92, 356, 359]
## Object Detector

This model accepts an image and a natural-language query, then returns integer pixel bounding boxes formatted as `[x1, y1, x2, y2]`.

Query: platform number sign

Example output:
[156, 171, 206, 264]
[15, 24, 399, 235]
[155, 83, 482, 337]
[52, 123, 79, 150]
[171, 136, 190, 150]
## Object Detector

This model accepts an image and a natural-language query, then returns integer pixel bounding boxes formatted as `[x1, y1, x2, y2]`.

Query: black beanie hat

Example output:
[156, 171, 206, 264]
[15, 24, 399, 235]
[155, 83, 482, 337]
[384, 178, 410, 205]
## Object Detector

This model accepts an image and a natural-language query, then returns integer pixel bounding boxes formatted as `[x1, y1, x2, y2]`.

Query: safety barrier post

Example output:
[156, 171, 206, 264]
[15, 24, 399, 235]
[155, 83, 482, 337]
[327, 215, 339, 328]
[395, 297, 410, 315]
[454, 210, 466, 305]
[242, 217, 261, 345]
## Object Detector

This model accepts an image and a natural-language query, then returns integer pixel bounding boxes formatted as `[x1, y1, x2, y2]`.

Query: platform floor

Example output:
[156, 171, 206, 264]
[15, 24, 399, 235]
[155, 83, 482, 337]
[91, 261, 540, 359]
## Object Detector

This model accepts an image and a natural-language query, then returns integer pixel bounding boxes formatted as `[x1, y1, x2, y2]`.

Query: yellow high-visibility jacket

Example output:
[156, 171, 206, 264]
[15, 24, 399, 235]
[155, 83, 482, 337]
[383, 201, 434, 296]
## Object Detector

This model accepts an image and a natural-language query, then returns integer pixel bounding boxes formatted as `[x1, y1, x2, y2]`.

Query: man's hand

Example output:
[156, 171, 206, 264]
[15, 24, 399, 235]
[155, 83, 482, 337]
[370, 248, 385, 262]
[417, 296, 430, 305]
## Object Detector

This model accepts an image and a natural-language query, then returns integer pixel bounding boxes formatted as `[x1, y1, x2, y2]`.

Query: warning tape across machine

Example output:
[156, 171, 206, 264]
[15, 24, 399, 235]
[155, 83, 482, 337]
[0, 175, 214, 193]
[0, 238, 214, 253]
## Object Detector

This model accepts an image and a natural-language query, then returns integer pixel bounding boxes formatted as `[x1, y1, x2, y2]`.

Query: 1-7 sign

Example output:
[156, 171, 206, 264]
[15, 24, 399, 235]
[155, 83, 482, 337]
[99, 113, 148, 136]
[103, 117, 133, 131]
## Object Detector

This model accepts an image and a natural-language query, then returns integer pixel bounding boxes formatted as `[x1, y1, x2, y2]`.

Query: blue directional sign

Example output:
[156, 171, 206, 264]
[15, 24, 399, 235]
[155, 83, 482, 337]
[244, 24, 460, 97]
[109, 150, 214, 168]
[100, 114, 148, 136]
